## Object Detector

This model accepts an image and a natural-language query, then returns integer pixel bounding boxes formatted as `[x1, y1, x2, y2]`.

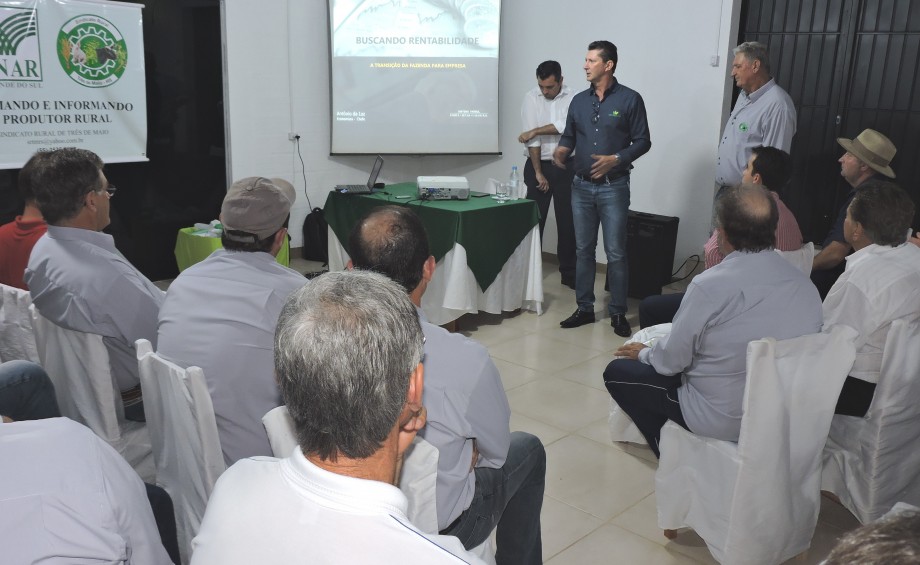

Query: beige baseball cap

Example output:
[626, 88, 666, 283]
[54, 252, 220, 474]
[221, 177, 296, 242]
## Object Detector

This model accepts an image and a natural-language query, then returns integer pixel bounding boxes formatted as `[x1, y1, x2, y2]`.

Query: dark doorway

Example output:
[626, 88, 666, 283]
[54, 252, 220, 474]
[740, 0, 920, 241]
[105, 0, 227, 281]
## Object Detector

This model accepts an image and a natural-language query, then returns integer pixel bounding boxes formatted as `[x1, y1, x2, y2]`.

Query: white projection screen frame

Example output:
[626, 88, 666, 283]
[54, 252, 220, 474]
[328, 0, 501, 155]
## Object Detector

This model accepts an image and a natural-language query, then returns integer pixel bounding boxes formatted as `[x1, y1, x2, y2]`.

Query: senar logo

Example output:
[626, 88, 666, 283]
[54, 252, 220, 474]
[57, 14, 126, 88]
[0, 6, 41, 81]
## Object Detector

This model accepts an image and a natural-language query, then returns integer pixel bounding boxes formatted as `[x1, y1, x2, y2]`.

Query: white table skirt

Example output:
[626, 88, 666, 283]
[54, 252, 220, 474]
[328, 225, 544, 326]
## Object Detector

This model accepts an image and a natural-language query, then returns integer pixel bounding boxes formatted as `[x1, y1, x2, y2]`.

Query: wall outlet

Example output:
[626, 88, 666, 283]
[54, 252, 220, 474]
[288, 132, 300, 141]
[710, 55, 720, 67]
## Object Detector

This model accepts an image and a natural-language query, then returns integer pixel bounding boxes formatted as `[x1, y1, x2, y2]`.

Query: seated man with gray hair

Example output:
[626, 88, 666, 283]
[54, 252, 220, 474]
[191, 271, 482, 564]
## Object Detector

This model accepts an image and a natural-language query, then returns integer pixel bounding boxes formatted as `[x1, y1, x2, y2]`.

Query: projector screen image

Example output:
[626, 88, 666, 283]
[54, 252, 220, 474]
[328, 0, 501, 154]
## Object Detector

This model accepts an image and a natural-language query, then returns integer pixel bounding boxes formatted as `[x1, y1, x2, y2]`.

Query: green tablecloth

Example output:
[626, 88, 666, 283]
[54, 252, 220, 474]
[324, 183, 540, 290]
[174, 227, 290, 272]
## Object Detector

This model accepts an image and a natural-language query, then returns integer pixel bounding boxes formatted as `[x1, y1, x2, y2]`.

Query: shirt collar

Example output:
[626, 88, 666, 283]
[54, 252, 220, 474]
[745, 78, 776, 104]
[845, 242, 906, 268]
[46, 225, 117, 253]
[281, 447, 409, 516]
[590, 77, 619, 99]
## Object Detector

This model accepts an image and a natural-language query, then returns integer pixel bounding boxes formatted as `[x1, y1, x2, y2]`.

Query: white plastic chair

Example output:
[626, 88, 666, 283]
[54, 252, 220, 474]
[136, 339, 225, 565]
[0, 283, 40, 363]
[821, 317, 920, 523]
[262, 406, 496, 563]
[656, 326, 857, 564]
[29, 305, 154, 482]
[775, 241, 815, 275]
[261, 405, 299, 456]
[608, 323, 672, 446]
[398, 436, 496, 565]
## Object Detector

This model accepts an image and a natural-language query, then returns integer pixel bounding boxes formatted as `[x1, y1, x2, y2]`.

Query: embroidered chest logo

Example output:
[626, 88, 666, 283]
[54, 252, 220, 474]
[610, 110, 621, 118]
[739, 122, 749, 132]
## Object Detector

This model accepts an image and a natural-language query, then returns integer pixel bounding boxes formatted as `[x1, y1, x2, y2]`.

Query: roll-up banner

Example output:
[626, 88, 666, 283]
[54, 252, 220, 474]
[0, 0, 146, 169]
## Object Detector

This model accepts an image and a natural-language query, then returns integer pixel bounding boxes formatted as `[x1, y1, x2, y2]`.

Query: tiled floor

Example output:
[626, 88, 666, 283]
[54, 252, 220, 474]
[455, 262, 862, 564]
[285, 255, 863, 564]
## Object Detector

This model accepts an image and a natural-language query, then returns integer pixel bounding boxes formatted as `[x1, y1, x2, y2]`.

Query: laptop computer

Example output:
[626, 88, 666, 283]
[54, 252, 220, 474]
[335, 155, 384, 194]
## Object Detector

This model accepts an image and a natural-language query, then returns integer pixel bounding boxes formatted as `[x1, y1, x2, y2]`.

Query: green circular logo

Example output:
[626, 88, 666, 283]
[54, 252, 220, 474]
[56, 15, 127, 88]
[739, 122, 750, 133]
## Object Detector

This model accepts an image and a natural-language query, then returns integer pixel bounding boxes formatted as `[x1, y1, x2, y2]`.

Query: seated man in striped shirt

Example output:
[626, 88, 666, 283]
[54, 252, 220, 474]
[639, 146, 803, 328]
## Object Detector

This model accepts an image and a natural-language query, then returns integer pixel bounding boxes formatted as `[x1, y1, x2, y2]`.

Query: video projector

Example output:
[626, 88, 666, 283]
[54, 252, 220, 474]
[417, 176, 470, 200]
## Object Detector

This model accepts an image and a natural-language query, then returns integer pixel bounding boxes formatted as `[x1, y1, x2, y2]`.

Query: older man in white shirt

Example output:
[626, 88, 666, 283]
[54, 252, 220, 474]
[822, 181, 920, 416]
[518, 60, 576, 287]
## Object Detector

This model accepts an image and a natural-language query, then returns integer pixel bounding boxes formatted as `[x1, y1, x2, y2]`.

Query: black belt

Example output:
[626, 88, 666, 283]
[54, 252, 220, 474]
[575, 170, 629, 185]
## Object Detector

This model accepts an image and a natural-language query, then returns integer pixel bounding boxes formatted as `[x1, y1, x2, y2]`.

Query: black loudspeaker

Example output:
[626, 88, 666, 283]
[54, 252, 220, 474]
[626, 210, 679, 299]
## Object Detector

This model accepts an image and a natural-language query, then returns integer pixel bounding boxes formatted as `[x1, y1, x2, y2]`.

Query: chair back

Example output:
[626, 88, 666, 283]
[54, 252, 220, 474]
[30, 304, 123, 438]
[399, 436, 441, 534]
[823, 317, 920, 522]
[723, 326, 856, 562]
[136, 339, 224, 565]
[30, 304, 153, 482]
[657, 326, 856, 565]
[775, 242, 815, 275]
[0, 283, 40, 363]
[262, 405, 299, 458]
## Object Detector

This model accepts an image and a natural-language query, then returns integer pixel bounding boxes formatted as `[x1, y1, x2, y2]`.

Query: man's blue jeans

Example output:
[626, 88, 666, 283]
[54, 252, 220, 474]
[440, 431, 545, 565]
[0, 360, 60, 420]
[571, 175, 630, 316]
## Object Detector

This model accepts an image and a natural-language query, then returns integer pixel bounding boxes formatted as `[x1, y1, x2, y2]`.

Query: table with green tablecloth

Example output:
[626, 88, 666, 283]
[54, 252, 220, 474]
[324, 183, 544, 325]
[174, 227, 290, 272]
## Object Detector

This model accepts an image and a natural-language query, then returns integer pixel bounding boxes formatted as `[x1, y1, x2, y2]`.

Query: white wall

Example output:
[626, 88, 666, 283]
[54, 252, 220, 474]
[222, 0, 742, 270]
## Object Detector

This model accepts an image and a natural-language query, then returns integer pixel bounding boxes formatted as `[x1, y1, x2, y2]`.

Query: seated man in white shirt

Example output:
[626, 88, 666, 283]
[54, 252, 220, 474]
[0, 417, 173, 564]
[348, 206, 545, 564]
[24, 148, 165, 421]
[158, 177, 306, 465]
[822, 181, 920, 416]
[191, 271, 482, 565]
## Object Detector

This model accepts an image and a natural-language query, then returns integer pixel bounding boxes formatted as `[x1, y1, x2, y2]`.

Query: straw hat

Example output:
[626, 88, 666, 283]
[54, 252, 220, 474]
[837, 129, 896, 178]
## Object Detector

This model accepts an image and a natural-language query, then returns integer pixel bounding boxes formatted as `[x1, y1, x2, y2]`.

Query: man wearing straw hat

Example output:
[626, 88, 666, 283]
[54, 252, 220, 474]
[811, 128, 897, 298]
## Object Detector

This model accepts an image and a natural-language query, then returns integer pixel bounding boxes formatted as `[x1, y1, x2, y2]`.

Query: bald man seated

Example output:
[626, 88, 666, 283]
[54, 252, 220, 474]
[604, 184, 822, 457]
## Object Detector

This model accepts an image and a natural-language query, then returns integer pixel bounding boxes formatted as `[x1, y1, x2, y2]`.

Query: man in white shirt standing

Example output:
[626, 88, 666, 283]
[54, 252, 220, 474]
[191, 271, 483, 565]
[519, 60, 576, 287]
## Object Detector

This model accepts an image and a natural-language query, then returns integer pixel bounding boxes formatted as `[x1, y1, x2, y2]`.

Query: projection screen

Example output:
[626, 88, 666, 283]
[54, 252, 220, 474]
[328, 0, 501, 155]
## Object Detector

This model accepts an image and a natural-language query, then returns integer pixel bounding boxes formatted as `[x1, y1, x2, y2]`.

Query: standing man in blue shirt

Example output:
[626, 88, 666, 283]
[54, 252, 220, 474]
[553, 40, 651, 336]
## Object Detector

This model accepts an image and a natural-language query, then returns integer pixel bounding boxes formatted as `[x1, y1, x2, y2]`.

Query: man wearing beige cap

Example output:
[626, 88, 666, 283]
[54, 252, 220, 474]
[811, 128, 897, 298]
[158, 177, 307, 464]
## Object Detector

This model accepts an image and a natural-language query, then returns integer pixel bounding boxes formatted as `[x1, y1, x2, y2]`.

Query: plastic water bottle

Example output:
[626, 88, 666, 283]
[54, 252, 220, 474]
[508, 165, 521, 200]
